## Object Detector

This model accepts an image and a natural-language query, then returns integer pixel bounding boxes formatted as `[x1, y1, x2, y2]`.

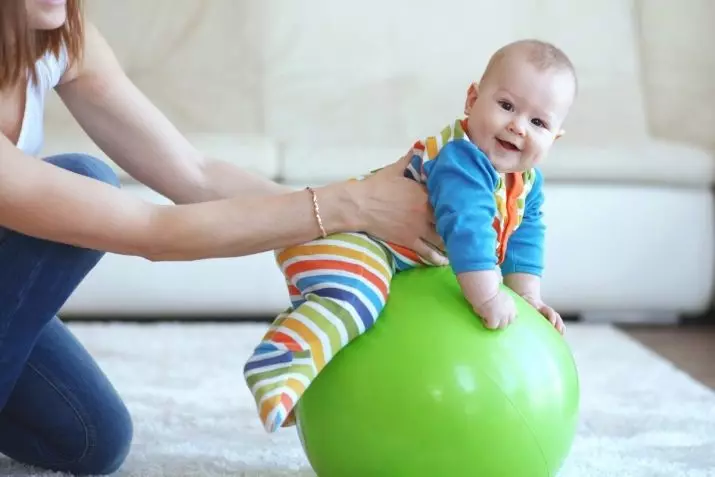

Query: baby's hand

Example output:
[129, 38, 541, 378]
[457, 270, 516, 330]
[475, 288, 517, 329]
[522, 296, 565, 335]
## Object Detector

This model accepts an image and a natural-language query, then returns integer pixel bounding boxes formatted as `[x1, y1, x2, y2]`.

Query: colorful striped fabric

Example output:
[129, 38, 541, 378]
[243, 118, 536, 432]
[243, 233, 401, 431]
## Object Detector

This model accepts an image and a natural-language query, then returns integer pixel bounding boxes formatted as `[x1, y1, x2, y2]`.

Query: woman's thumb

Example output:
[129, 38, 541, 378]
[384, 149, 414, 175]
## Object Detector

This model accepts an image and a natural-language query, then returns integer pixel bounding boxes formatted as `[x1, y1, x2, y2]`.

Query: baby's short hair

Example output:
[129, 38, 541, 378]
[482, 39, 578, 95]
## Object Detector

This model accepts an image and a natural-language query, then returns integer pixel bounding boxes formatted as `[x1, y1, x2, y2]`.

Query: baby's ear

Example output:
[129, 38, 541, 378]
[464, 82, 479, 115]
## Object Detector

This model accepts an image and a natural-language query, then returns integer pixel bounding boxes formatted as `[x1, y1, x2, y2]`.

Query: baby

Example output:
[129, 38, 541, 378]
[244, 39, 578, 432]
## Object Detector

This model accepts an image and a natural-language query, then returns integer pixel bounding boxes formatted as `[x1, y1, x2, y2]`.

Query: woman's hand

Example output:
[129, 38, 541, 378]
[349, 154, 448, 266]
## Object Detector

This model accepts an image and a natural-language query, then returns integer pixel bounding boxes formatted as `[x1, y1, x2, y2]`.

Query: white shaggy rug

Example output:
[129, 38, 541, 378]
[1, 322, 714, 477]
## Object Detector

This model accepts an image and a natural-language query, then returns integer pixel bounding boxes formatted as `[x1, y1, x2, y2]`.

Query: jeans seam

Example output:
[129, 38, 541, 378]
[25, 360, 95, 467]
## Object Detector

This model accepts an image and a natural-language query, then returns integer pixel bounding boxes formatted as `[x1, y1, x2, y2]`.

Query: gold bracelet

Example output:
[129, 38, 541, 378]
[306, 186, 327, 238]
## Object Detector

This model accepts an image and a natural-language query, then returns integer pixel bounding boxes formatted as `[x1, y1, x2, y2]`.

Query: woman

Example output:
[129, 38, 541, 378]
[0, 0, 444, 474]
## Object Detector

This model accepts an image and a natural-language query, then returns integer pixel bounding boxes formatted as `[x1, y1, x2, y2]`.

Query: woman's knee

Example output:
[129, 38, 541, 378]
[43, 153, 121, 189]
[70, 397, 134, 476]
[84, 401, 134, 475]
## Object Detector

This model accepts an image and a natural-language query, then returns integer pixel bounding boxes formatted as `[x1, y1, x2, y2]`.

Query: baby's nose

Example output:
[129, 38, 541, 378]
[508, 119, 526, 136]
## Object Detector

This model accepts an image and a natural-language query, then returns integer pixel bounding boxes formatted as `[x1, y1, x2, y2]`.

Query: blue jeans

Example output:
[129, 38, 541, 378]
[0, 154, 133, 475]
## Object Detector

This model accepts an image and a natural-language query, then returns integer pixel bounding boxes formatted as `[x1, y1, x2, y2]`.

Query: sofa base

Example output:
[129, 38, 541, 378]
[60, 182, 715, 322]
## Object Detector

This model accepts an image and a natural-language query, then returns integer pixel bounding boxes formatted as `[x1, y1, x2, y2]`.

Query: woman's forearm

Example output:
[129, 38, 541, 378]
[172, 157, 293, 203]
[147, 183, 358, 261]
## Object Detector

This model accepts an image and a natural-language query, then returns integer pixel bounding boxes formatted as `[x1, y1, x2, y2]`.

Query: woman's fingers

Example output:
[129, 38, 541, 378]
[411, 238, 449, 266]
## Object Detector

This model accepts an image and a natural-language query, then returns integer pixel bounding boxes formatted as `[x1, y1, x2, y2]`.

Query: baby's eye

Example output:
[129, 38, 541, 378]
[531, 118, 548, 128]
[498, 100, 513, 112]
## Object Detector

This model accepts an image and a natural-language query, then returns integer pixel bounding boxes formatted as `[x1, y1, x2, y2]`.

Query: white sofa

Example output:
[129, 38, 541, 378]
[43, 0, 715, 321]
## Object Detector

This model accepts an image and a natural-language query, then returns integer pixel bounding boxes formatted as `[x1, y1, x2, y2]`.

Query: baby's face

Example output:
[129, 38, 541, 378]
[465, 57, 575, 173]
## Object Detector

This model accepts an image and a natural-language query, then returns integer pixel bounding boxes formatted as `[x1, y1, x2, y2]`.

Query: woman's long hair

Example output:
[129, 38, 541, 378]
[0, 0, 84, 89]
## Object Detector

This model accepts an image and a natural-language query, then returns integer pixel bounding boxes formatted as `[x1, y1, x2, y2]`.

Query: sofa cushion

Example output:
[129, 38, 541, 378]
[40, 129, 281, 185]
[279, 139, 715, 187]
[638, 0, 715, 152]
[262, 0, 650, 149]
[539, 139, 715, 186]
[79, 0, 264, 138]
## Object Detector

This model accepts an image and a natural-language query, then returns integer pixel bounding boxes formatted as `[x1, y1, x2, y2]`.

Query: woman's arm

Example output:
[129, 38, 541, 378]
[55, 21, 284, 204]
[45, 21, 445, 263]
[0, 135, 445, 263]
[0, 132, 324, 259]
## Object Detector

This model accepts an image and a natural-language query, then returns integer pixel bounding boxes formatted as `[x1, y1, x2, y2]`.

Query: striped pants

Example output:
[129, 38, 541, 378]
[243, 232, 430, 432]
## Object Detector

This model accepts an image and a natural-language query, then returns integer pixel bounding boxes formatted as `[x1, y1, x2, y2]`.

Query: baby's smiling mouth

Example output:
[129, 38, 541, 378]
[496, 138, 520, 151]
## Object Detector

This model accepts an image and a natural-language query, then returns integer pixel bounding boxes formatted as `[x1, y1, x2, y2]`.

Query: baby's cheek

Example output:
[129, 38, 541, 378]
[466, 115, 483, 138]
[535, 134, 554, 151]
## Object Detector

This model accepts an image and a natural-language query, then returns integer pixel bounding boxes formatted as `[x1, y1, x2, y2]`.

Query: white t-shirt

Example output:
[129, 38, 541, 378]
[15, 45, 69, 156]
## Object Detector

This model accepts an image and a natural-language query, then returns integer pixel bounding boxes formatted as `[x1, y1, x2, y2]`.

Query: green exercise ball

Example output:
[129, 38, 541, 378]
[295, 266, 580, 477]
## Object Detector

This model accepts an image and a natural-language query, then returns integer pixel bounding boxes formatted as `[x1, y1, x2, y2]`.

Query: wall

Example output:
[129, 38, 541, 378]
[637, 0, 715, 152]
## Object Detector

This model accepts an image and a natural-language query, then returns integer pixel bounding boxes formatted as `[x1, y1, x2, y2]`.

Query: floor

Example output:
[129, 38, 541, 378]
[620, 323, 715, 390]
[62, 316, 715, 391]
[9, 320, 712, 477]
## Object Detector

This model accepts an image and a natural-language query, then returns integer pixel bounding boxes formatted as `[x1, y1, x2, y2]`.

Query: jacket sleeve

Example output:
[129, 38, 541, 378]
[425, 140, 500, 274]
